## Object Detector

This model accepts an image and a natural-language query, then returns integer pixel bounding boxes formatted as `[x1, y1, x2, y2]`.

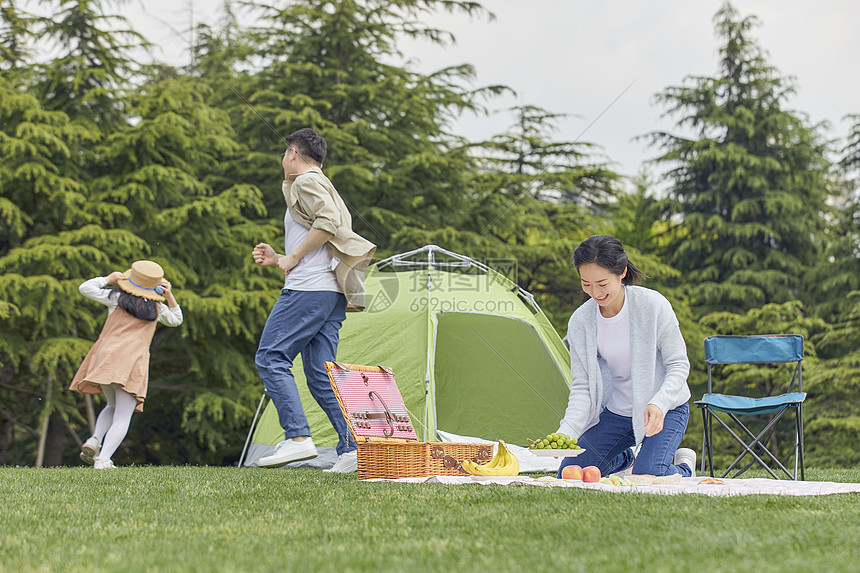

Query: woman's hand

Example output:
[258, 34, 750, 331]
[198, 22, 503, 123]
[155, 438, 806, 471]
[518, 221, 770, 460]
[644, 403, 664, 437]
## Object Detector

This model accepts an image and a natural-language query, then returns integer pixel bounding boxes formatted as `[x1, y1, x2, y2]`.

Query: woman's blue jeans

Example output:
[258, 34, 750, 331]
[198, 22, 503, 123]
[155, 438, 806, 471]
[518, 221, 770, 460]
[557, 402, 691, 478]
[255, 289, 356, 455]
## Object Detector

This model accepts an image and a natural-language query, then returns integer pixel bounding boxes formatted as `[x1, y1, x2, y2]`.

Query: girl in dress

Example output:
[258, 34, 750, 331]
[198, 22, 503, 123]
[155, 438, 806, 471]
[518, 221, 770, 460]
[70, 260, 183, 468]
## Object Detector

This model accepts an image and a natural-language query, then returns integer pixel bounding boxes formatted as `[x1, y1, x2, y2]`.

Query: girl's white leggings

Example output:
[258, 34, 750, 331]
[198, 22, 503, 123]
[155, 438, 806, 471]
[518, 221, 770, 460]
[92, 383, 137, 463]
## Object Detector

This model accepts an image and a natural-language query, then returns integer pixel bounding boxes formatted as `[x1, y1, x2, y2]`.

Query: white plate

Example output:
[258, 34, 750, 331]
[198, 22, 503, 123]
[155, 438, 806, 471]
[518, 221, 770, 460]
[528, 448, 586, 458]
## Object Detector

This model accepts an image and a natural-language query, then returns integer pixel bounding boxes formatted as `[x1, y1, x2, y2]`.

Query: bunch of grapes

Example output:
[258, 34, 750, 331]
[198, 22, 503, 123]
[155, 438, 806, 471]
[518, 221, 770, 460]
[527, 433, 580, 450]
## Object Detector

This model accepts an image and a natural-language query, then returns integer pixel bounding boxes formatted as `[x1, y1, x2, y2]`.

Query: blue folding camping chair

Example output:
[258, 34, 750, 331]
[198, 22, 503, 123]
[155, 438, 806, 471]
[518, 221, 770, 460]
[697, 335, 806, 480]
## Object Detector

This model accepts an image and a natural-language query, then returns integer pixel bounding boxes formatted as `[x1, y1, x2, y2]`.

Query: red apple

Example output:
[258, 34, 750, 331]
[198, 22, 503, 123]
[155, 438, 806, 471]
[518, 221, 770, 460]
[582, 465, 601, 483]
[561, 464, 583, 480]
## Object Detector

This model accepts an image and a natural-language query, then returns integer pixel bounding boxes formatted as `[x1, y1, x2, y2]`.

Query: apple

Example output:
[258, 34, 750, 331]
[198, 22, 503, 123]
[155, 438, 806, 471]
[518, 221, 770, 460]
[561, 464, 583, 480]
[582, 465, 601, 483]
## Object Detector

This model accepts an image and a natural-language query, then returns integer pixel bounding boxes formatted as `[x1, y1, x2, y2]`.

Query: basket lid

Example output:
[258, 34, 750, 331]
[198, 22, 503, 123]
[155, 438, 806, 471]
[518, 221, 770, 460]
[325, 362, 418, 443]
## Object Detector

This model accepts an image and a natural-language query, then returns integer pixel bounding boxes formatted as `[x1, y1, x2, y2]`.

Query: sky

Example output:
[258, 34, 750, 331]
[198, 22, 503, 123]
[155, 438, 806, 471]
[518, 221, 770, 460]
[90, 1, 860, 178]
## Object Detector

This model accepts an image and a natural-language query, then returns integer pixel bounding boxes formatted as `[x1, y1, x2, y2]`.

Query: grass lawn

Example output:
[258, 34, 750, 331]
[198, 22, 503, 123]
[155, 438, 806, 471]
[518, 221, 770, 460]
[1, 466, 859, 573]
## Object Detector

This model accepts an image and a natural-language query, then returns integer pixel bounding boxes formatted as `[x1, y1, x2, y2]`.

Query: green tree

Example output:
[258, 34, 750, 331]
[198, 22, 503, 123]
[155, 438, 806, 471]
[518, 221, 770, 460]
[648, 2, 833, 316]
[480, 105, 618, 209]
[843, 114, 860, 172]
[387, 103, 622, 331]
[1, 0, 271, 466]
[797, 114, 860, 468]
[200, 0, 501, 253]
[32, 0, 144, 129]
[0, 73, 121, 466]
[0, 0, 38, 71]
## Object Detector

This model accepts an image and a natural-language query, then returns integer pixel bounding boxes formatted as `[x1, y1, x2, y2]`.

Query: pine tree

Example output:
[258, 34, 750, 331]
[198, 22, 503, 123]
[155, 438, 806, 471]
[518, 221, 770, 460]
[797, 114, 860, 468]
[648, 2, 834, 316]
[202, 0, 500, 252]
[0, 1, 271, 466]
[844, 114, 860, 172]
[0, 0, 37, 71]
[390, 103, 622, 331]
[0, 72, 120, 465]
[32, 0, 144, 129]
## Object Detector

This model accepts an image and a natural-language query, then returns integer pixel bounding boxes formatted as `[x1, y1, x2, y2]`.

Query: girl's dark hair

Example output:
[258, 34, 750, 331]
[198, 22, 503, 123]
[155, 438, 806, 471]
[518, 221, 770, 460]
[573, 234, 647, 286]
[112, 290, 158, 321]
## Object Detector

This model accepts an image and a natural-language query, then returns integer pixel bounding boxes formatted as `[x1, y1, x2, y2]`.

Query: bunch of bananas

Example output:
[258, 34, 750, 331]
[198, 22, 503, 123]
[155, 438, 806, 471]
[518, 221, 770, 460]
[460, 440, 519, 476]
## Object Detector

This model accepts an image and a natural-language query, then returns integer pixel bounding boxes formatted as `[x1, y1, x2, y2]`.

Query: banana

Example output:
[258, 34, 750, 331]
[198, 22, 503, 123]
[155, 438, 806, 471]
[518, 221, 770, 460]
[485, 444, 504, 469]
[499, 440, 519, 475]
[461, 440, 519, 476]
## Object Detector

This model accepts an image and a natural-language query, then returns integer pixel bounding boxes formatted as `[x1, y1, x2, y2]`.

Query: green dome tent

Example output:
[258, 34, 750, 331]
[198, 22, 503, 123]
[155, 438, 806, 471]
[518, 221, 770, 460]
[240, 245, 573, 467]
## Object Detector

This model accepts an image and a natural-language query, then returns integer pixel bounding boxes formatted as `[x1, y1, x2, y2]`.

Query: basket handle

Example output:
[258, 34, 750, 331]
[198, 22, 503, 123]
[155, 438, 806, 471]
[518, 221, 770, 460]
[368, 391, 395, 437]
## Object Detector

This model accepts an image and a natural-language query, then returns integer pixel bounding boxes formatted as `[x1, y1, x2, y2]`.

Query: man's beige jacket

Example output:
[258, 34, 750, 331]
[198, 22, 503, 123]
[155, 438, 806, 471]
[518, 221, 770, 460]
[283, 168, 376, 311]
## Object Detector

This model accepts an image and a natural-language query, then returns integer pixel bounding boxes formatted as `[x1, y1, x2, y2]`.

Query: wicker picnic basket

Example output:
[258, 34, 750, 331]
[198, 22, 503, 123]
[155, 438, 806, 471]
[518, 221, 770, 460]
[325, 362, 493, 479]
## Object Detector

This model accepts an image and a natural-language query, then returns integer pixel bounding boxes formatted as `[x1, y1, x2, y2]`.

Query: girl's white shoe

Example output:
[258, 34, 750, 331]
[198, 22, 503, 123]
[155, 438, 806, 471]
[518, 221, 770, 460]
[93, 458, 116, 469]
[80, 437, 101, 465]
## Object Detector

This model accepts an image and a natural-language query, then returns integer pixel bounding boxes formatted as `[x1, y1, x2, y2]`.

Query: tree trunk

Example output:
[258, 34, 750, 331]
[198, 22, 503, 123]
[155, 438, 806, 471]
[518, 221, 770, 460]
[43, 410, 66, 467]
[0, 420, 8, 466]
[35, 414, 49, 467]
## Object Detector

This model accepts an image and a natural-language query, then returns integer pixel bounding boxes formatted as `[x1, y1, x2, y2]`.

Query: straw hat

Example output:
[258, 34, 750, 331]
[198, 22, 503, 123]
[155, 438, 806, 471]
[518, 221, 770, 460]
[117, 260, 166, 302]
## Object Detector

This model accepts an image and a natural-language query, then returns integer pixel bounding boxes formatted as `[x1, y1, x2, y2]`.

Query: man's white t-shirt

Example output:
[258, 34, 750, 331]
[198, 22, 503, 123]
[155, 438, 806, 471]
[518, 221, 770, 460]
[596, 288, 633, 417]
[282, 210, 340, 292]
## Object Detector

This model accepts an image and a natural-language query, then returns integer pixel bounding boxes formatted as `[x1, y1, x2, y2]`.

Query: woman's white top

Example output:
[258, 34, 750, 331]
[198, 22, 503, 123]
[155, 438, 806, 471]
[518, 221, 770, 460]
[597, 289, 633, 417]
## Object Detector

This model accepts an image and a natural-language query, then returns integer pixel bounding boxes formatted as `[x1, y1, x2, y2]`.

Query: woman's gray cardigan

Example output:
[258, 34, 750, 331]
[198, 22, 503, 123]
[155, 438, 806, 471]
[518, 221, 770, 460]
[557, 285, 691, 445]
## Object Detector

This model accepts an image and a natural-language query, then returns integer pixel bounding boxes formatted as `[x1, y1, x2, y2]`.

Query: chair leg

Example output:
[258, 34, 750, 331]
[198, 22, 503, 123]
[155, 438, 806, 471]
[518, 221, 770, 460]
[796, 404, 805, 481]
[701, 407, 714, 477]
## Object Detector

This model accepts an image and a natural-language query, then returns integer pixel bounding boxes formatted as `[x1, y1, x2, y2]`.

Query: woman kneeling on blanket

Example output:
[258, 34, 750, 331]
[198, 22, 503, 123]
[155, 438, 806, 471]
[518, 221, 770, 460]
[557, 235, 696, 479]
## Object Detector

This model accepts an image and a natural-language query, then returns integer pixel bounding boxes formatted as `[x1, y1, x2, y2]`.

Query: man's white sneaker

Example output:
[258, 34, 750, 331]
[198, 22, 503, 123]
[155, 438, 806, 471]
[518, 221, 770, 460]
[93, 458, 116, 469]
[674, 448, 697, 478]
[324, 450, 358, 473]
[257, 438, 318, 468]
[80, 437, 100, 465]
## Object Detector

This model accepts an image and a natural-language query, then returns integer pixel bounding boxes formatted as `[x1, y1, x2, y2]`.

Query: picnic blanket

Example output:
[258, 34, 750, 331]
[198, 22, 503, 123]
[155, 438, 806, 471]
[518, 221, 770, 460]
[364, 475, 860, 497]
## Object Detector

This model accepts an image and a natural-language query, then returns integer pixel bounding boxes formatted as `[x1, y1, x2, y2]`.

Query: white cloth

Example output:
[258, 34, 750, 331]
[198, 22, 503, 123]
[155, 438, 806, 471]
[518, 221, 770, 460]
[364, 475, 860, 497]
[282, 209, 340, 292]
[558, 285, 691, 445]
[79, 277, 183, 326]
[596, 291, 633, 417]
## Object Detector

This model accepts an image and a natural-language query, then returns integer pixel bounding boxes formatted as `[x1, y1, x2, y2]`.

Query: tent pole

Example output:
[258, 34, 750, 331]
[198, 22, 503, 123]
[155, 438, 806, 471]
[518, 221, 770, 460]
[424, 265, 434, 442]
[238, 392, 268, 467]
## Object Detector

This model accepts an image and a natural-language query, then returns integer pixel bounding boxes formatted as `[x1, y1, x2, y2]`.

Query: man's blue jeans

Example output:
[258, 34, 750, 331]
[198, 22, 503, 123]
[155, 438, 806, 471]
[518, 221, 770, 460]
[255, 289, 356, 455]
[557, 403, 691, 478]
